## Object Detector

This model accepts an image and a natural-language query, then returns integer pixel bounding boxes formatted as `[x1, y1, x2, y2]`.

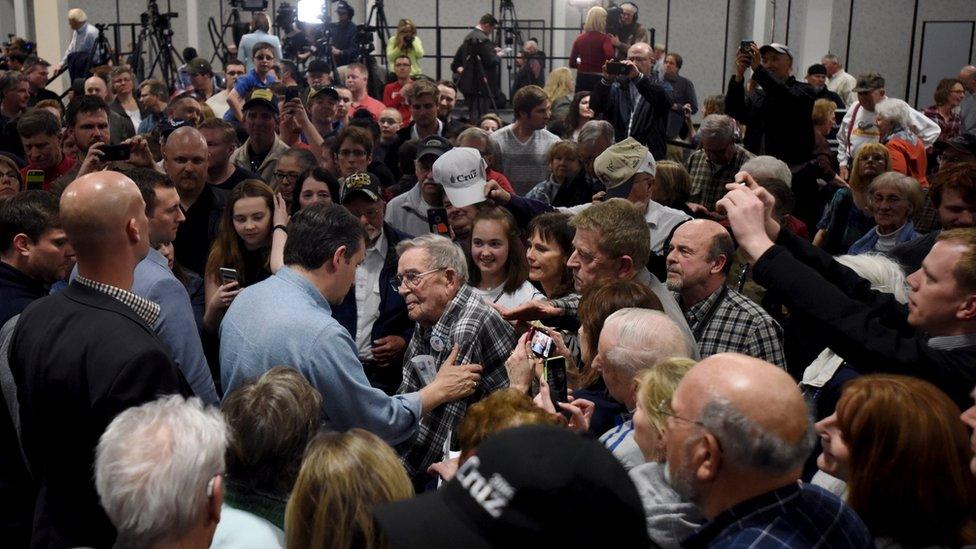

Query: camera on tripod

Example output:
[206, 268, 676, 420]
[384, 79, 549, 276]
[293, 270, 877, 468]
[230, 0, 270, 11]
[355, 25, 376, 54]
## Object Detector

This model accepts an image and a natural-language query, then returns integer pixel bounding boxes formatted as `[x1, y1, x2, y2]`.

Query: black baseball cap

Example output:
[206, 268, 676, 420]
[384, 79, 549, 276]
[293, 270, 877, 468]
[373, 425, 649, 548]
[308, 85, 339, 102]
[307, 58, 331, 75]
[417, 135, 453, 161]
[242, 88, 279, 115]
[340, 171, 382, 203]
[806, 63, 827, 77]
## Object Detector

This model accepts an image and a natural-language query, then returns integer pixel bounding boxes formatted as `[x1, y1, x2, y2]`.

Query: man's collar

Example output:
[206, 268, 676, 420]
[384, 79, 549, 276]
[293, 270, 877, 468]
[928, 332, 976, 351]
[276, 266, 330, 311]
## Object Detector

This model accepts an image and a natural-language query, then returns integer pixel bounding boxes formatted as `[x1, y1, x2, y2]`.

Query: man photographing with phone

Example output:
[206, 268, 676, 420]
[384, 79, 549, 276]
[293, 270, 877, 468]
[589, 42, 673, 160]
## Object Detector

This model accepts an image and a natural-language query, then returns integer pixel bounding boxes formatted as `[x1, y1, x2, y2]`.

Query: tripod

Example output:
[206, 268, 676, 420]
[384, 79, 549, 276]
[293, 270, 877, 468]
[132, 16, 183, 88]
[497, 0, 524, 102]
[363, 0, 390, 67]
[76, 24, 115, 81]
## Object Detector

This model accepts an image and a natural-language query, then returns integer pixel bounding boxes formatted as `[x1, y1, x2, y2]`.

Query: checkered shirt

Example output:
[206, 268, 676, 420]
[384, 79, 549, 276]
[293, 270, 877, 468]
[76, 275, 161, 328]
[683, 482, 872, 548]
[687, 145, 754, 211]
[550, 293, 581, 318]
[680, 285, 786, 369]
[397, 284, 516, 478]
[923, 105, 962, 144]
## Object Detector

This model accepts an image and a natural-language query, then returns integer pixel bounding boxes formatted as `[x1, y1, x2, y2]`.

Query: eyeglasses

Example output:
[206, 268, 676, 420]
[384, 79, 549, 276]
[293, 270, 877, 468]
[338, 149, 368, 158]
[654, 400, 705, 428]
[273, 171, 303, 181]
[391, 267, 445, 290]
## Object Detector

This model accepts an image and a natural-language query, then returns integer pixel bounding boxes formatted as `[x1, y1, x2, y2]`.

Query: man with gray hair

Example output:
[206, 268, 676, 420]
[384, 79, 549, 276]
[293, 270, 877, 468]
[687, 114, 754, 211]
[740, 155, 793, 187]
[595, 308, 693, 470]
[395, 233, 516, 487]
[95, 395, 226, 549]
[664, 353, 872, 546]
[666, 220, 785, 367]
[821, 53, 857, 107]
[958, 65, 976, 134]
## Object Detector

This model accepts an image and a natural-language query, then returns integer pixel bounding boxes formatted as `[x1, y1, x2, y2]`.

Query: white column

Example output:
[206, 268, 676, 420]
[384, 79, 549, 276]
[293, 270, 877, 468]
[187, 0, 199, 52]
[33, 0, 69, 93]
[797, 0, 833, 74]
[552, 0, 568, 66]
[752, 0, 769, 44]
[13, 0, 26, 38]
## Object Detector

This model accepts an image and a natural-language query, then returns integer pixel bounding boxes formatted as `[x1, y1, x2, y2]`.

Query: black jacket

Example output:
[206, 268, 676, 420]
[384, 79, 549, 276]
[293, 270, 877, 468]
[9, 281, 191, 548]
[726, 66, 815, 166]
[0, 262, 47, 547]
[753, 229, 976, 410]
[590, 73, 672, 159]
[453, 28, 500, 97]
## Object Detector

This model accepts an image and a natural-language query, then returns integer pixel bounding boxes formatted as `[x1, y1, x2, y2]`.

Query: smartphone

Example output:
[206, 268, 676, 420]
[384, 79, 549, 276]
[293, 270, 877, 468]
[606, 61, 629, 75]
[528, 327, 554, 358]
[219, 267, 239, 284]
[26, 170, 44, 191]
[284, 86, 301, 102]
[740, 40, 754, 54]
[427, 207, 451, 237]
[98, 144, 131, 162]
[545, 356, 569, 413]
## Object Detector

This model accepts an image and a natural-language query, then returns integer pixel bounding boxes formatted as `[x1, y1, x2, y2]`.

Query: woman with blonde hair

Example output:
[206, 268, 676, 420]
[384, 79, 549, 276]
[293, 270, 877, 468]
[286, 429, 413, 549]
[569, 6, 614, 92]
[544, 67, 575, 122]
[813, 143, 891, 254]
[628, 358, 704, 546]
[386, 19, 424, 77]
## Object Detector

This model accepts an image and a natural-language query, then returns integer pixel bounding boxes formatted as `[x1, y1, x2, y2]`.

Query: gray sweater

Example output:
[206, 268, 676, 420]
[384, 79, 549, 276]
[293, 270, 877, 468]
[629, 462, 704, 548]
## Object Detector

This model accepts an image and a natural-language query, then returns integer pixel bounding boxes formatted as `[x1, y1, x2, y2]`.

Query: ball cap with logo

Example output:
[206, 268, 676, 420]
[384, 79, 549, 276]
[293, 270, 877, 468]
[242, 88, 279, 115]
[432, 147, 489, 208]
[340, 171, 382, 203]
[373, 425, 649, 548]
[593, 137, 657, 200]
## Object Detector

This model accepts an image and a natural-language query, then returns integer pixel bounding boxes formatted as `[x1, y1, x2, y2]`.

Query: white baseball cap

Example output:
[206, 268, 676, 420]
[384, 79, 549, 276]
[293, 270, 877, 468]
[432, 147, 488, 208]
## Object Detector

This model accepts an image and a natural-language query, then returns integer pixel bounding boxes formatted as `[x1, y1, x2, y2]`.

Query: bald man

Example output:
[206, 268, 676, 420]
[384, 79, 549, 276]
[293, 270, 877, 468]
[166, 126, 224, 275]
[84, 75, 136, 144]
[8, 171, 190, 548]
[665, 219, 786, 368]
[960, 65, 976, 134]
[664, 353, 871, 547]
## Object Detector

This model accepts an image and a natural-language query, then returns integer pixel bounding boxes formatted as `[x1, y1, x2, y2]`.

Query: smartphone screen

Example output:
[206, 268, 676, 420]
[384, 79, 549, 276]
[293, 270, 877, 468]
[529, 328, 554, 358]
[545, 356, 569, 411]
[26, 170, 44, 191]
[219, 267, 239, 284]
[284, 86, 301, 102]
[99, 144, 131, 162]
[607, 61, 628, 75]
[427, 207, 451, 237]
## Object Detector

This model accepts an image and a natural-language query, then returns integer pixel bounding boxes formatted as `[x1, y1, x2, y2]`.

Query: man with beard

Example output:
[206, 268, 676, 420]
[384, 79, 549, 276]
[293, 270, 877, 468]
[168, 127, 225, 275]
[663, 354, 871, 546]
[666, 219, 785, 366]
[805, 64, 844, 110]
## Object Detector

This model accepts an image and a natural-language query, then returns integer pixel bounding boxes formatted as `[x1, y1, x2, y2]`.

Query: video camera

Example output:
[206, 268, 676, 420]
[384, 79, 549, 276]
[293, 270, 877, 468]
[230, 0, 269, 11]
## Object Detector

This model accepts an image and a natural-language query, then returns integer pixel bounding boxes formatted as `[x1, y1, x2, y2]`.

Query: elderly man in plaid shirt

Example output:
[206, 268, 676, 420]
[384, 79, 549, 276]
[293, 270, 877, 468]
[666, 219, 786, 368]
[687, 115, 754, 212]
[395, 234, 516, 487]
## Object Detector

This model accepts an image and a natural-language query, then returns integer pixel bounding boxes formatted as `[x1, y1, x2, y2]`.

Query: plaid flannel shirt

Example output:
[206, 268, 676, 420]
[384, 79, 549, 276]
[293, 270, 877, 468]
[687, 146, 754, 211]
[75, 275, 161, 328]
[923, 105, 962, 146]
[683, 482, 872, 548]
[680, 285, 786, 369]
[397, 284, 516, 478]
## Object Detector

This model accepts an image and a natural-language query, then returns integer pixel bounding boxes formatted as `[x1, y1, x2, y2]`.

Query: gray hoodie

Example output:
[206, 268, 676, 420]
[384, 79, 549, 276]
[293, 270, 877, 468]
[629, 462, 704, 548]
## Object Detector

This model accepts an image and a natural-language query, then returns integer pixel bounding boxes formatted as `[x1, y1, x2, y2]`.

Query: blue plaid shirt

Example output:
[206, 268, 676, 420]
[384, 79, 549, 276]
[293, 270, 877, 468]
[682, 482, 871, 548]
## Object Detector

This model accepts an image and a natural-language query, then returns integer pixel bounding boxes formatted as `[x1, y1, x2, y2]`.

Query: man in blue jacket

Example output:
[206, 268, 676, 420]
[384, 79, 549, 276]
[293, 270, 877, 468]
[333, 172, 413, 394]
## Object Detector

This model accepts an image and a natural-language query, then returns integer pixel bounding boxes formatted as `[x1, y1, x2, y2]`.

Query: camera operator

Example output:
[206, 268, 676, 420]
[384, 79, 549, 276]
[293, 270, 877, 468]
[452, 14, 502, 121]
[607, 2, 648, 60]
[329, 1, 359, 68]
[55, 9, 100, 81]
[590, 44, 672, 160]
[237, 12, 283, 73]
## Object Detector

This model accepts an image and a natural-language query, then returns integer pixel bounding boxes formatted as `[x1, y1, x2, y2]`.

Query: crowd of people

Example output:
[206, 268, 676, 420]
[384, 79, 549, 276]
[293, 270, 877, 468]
[1, 4, 976, 549]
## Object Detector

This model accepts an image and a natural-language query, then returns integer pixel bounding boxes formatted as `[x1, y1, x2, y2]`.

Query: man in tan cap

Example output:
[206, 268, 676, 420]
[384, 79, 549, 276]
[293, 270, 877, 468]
[593, 137, 690, 256]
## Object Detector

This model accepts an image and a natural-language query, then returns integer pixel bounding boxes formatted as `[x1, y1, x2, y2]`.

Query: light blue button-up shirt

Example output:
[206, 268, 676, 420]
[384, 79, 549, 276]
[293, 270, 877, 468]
[219, 266, 422, 444]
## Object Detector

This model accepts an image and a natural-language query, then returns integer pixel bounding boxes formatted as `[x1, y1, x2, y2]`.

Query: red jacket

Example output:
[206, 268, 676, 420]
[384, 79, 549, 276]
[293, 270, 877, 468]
[382, 80, 412, 125]
[569, 31, 614, 73]
[20, 155, 76, 192]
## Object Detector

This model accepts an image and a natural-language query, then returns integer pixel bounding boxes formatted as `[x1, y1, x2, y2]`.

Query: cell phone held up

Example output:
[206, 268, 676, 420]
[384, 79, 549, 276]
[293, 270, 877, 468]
[740, 40, 754, 54]
[26, 170, 44, 191]
[545, 356, 570, 415]
[284, 86, 302, 103]
[528, 326, 554, 358]
[606, 61, 629, 76]
[219, 267, 239, 284]
[98, 144, 131, 162]
[427, 207, 451, 238]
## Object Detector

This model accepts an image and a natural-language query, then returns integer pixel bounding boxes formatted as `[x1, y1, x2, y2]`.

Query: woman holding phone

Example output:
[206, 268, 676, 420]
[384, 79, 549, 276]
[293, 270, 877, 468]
[202, 180, 285, 334]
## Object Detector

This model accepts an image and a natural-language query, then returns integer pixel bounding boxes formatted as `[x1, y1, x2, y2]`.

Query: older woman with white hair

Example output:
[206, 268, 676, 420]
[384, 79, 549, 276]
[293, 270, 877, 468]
[875, 99, 929, 187]
[848, 172, 922, 255]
